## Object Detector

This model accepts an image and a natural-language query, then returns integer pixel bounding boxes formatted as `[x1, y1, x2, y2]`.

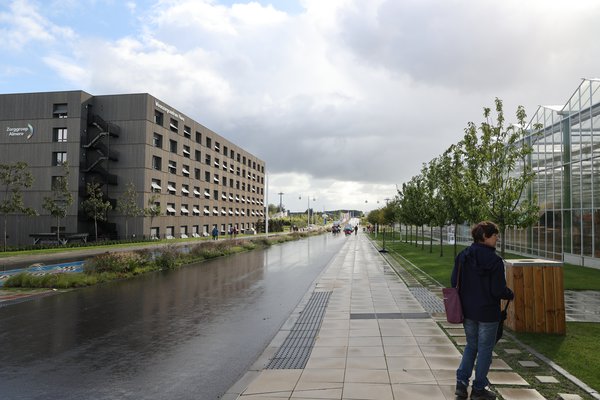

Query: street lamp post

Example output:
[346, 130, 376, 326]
[299, 195, 315, 229]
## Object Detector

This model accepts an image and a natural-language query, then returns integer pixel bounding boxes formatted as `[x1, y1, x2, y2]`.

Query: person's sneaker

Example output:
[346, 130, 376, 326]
[470, 387, 496, 400]
[455, 381, 468, 398]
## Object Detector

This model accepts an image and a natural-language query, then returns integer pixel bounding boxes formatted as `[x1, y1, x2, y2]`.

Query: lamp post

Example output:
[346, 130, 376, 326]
[299, 195, 315, 229]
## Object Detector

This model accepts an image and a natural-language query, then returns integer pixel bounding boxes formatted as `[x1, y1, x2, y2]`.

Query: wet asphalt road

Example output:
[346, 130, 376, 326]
[0, 233, 347, 400]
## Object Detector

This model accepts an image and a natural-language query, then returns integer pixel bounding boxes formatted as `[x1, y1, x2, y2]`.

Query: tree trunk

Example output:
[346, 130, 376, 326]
[429, 226, 433, 253]
[500, 225, 506, 258]
[439, 225, 444, 257]
[125, 218, 129, 240]
[94, 217, 98, 241]
[453, 223, 458, 258]
[421, 225, 425, 250]
[3, 214, 7, 252]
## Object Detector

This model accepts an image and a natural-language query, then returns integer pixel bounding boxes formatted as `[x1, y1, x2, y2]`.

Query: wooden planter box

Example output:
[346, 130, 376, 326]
[504, 259, 566, 335]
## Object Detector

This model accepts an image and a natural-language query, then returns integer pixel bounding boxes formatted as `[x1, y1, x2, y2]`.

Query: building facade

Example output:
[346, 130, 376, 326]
[0, 91, 266, 245]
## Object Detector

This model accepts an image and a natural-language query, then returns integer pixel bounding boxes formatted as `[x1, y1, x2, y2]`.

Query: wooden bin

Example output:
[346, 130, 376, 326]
[504, 259, 566, 335]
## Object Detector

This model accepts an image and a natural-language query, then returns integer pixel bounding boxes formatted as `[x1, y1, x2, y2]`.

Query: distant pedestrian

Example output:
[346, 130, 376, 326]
[354, 225, 358, 235]
[451, 221, 514, 400]
[211, 226, 219, 240]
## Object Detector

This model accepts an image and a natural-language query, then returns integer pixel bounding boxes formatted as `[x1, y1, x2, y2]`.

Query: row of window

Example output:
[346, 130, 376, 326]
[153, 133, 263, 182]
[153, 111, 264, 173]
[151, 157, 263, 194]
[150, 179, 263, 204]
[155, 202, 264, 217]
[150, 223, 256, 240]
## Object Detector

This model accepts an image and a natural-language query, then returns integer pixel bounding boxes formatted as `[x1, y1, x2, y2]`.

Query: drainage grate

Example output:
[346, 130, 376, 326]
[266, 291, 331, 369]
[409, 287, 446, 313]
[350, 312, 430, 319]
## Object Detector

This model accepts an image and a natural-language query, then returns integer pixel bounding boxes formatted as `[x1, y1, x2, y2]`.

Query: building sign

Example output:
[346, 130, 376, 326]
[155, 101, 185, 122]
[6, 124, 34, 139]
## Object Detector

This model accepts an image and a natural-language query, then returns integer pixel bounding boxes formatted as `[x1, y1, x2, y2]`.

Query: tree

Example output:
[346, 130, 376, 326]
[42, 163, 73, 243]
[145, 194, 161, 238]
[461, 98, 540, 256]
[117, 182, 143, 239]
[0, 162, 36, 251]
[422, 159, 450, 256]
[82, 182, 113, 241]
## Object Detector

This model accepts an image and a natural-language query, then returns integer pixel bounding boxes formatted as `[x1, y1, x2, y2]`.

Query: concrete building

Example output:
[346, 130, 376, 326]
[0, 91, 265, 245]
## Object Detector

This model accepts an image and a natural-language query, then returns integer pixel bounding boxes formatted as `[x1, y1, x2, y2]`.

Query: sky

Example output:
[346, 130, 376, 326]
[2, 0, 600, 214]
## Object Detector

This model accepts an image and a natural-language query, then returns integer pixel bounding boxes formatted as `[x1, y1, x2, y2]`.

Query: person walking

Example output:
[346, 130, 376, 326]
[451, 221, 514, 400]
[211, 226, 219, 240]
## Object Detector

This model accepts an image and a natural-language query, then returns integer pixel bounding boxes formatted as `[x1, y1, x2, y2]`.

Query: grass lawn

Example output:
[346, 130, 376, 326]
[373, 234, 600, 393]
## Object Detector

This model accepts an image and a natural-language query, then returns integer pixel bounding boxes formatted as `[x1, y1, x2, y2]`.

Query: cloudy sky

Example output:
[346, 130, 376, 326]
[2, 0, 600, 213]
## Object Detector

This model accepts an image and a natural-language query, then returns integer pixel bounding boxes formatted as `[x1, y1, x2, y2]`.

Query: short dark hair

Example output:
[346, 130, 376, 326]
[471, 221, 499, 242]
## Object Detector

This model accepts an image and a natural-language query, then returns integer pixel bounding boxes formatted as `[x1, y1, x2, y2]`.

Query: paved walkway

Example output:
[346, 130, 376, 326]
[223, 233, 596, 400]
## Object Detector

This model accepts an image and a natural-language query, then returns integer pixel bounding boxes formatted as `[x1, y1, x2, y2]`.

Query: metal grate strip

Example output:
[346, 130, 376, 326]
[409, 287, 446, 313]
[266, 291, 331, 369]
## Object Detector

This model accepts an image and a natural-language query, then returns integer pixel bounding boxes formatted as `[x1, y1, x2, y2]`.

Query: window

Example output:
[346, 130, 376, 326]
[182, 164, 190, 176]
[166, 203, 176, 216]
[182, 184, 190, 196]
[194, 168, 200, 180]
[151, 178, 162, 192]
[170, 139, 177, 153]
[53, 103, 68, 118]
[152, 156, 162, 170]
[180, 225, 188, 238]
[204, 189, 211, 199]
[195, 131, 201, 143]
[214, 158, 220, 168]
[214, 174, 219, 183]
[167, 182, 176, 194]
[222, 176, 227, 186]
[223, 146, 228, 157]
[154, 110, 164, 125]
[181, 204, 189, 215]
[52, 152, 67, 166]
[215, 141, 221, 152]
[205, 137, 212, 148]
[213, 190, 219, 200]
[166, 226, 174, 239]
[50, 176, 63, 190]
[205, 154, 211, 165]
[193, 186, 201, 197]
[192, 225, 199, 237]
[230, 149, 235, 159]
[153, 132, 163, 148]
[53, 128, 67, 142]
[195, 150, 201, 162]
[204, 171, 210, 182]
[150, 227, 160, 240]
[222, 161, 228, 171]
[182, 145, 190, 158]
[236, 167, 240, 176]
[237, 154, 241, 162]
[169, 118, 178, 133]
[183, 126, 191, 138]
[168, 160, 177, 174]
[229, 178, 234, 188]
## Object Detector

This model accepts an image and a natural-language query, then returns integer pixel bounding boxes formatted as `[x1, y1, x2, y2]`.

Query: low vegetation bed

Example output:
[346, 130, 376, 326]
[3, 231, 316, 289]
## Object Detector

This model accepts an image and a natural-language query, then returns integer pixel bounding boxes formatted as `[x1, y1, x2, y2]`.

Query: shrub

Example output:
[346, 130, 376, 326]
[85, 252, 148, 274]
[154, 245, 180, 270]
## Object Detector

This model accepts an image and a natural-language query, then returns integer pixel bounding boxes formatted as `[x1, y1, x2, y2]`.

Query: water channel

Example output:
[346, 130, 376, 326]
[0, 233, 347, 400]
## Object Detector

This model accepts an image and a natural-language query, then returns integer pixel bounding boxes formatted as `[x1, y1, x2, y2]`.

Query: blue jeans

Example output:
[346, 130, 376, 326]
[456, 318, 499, 390]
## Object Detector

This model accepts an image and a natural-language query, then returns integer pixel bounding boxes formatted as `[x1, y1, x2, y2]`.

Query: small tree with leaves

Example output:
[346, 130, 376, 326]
[82, 182, 113, 241]
[145, 194, 161, 239]
[42, 163, 73, 242]
[461, 98, 539, 257]
[0, 162, 37, 251]
[117, 182, 143, 239]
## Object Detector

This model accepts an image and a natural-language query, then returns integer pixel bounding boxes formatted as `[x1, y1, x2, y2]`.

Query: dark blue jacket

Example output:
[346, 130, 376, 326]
[450, 242, 514, 322]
